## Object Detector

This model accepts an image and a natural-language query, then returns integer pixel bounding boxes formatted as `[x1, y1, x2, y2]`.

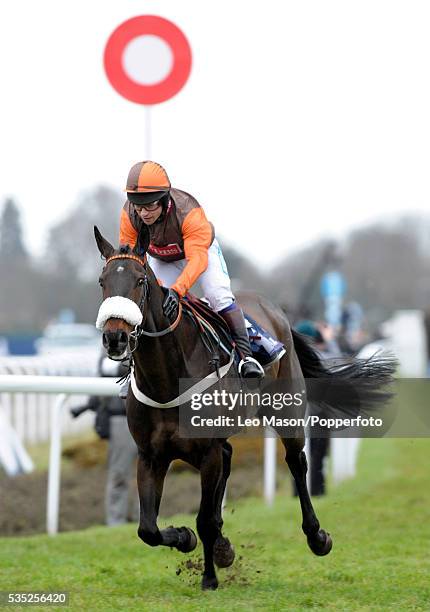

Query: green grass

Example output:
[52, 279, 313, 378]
[1, 438, 430, 611]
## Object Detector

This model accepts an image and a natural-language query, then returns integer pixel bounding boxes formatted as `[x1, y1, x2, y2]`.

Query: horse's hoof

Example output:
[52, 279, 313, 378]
[201, 575, 218, 590]
[213, 536, 235, 568]
[176, 527, 197, 553]
[307, 529, 333, 556]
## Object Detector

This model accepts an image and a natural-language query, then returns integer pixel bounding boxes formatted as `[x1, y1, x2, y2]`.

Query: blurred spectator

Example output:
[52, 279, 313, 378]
[98, 356, 138, 526]
[295, 319, 342, 359]
[294, 320, 342, 496]
[424, 311, 430, 376]
[72, 355, 138, 526]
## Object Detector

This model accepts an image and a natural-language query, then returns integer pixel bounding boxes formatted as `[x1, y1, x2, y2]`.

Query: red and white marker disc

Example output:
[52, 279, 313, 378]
[104, 15, 192, 105]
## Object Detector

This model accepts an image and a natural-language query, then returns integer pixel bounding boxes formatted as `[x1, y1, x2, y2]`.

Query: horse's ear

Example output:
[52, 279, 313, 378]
[94, 226, 115, 260]
[134, 224, 150, 256]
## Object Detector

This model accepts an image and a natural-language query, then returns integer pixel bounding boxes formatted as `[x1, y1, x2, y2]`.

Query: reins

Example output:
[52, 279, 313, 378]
[182, 300, 223, 376]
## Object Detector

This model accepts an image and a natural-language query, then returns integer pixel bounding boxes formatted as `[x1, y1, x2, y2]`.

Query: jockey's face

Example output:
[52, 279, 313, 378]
[134, 201, 163, 225]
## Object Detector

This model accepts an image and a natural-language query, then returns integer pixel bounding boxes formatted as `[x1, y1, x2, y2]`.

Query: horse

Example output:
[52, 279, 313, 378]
[94, 226, 395, 590]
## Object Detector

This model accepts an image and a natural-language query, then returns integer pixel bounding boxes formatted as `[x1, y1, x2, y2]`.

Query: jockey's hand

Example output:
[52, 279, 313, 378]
[163, 288, 180, 319]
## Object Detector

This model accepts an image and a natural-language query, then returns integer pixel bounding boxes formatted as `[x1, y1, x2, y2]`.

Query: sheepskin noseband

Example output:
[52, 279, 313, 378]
[96, 296, 143, 330]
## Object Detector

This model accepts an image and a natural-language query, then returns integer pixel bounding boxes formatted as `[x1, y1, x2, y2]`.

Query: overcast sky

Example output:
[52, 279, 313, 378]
[0, 1, 429, 269]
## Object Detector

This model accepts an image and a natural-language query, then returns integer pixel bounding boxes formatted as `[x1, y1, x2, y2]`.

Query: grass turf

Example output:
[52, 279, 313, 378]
[1, 438, 429, 611]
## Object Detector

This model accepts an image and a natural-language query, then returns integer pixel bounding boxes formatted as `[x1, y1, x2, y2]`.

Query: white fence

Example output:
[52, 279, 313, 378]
[0, 351, 99, 444]
[0, 375, 119, 536]
[381, 309, 427, 377]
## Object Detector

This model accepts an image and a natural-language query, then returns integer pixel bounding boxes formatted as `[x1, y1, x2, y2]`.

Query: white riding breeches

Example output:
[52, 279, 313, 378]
[147, 239, 235, 312]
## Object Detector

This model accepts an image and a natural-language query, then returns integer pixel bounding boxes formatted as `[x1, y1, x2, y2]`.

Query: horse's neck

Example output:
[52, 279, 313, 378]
[144, 270, 169, 331]
[132, 272, 194, 393]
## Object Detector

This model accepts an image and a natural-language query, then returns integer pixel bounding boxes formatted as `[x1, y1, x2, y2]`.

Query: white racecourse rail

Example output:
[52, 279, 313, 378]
[0, 351, 99, 444]
[0, 373, 120, 536]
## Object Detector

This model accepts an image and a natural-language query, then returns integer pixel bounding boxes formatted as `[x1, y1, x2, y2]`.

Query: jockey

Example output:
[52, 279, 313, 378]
[119, 160, 264, 379]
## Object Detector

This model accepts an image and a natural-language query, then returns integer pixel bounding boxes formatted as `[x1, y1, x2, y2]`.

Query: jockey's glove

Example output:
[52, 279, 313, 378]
[163, 288, 180, 319]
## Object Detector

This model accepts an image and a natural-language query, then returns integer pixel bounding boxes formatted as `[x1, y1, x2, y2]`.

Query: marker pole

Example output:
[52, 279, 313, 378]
[144, 105, 152, 159]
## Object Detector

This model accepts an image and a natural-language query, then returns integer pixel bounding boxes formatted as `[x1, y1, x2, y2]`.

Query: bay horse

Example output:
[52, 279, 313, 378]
[94, 226, 395, 590]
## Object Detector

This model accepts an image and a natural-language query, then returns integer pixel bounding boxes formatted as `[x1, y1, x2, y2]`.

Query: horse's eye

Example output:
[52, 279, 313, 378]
[137, 278, 145, 286]
[99, 278, 104, 287]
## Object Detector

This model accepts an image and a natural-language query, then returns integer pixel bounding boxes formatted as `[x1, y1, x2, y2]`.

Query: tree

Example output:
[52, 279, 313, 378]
[268, 239, 336, 319]
[269, 214, 430, 329]
[220, 241, 267, 294]
[343, 222, 427, 325]
[43, 185, 123, 281]
[0, 198, 28, 261]
[0, 198, 34, 330]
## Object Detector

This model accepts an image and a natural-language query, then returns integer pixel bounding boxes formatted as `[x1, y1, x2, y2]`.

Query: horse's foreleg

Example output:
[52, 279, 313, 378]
[136, 452, 197, 553]
[282, 436, 333, 556]
[197, 444, 224, 590]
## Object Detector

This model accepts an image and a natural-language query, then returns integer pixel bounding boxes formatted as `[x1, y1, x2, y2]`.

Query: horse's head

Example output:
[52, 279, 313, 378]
[94, 226, 150, 360]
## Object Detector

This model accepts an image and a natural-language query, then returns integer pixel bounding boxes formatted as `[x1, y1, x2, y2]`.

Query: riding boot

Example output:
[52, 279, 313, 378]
[220, 306, 265, 379]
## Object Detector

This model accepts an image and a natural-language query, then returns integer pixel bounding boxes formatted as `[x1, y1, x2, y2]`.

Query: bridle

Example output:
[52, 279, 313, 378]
[104, 253, 183, 350]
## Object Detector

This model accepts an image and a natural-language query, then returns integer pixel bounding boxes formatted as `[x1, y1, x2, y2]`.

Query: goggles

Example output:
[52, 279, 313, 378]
[127, 190, 166, 210]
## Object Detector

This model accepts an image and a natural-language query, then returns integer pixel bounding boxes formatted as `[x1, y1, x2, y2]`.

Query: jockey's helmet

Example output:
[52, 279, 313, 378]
[125, 161, 170, 207]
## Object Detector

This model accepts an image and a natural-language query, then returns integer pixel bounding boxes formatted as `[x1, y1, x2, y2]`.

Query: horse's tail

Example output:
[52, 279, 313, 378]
[291, 329, 397, 418]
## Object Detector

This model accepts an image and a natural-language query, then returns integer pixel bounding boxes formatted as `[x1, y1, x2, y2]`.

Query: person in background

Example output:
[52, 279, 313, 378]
[98, 356, 138, 526]
[424, 310, 430, 376]
[72, 356, 138, 526]
[294, 320, 342, 496]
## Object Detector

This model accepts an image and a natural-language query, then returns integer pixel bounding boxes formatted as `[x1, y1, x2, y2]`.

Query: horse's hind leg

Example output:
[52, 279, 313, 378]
[197, 444, 224, 590]
[136, 452, 197, 553]
[212, 441, 235, 568]
[281, 436, 333, 556]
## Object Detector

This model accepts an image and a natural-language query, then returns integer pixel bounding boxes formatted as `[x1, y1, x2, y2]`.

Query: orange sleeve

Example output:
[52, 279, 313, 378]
[119, 207, 138, 248]
[171, 207, 213, 297]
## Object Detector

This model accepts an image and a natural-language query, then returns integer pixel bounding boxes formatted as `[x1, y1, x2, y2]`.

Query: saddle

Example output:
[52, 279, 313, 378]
[182, 294, 285, 369]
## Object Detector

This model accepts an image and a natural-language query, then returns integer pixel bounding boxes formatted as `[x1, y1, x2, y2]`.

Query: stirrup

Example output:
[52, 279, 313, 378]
[238, 356, 265, 378]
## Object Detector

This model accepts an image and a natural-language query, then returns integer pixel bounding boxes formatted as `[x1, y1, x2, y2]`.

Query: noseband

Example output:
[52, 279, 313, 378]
[104, 253, 183, 347]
